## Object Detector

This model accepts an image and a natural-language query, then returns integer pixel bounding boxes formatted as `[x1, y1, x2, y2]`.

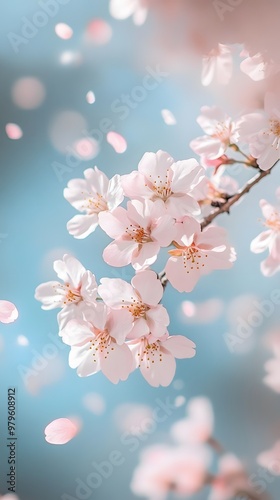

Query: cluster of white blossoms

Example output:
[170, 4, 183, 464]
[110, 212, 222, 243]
[35, 104, 280, 385]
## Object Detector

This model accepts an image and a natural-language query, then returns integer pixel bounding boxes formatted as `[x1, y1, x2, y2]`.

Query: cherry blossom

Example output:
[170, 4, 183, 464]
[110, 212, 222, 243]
[201, 44, 233, 87]
[63, 167, 124, 239]
[209, 454, 250, 500]
[237, 92, 280, 170]
[257, 441, 280, 475]
[98, 270, 169, 339]
[171, 397, 214, 445]
[44, 418, 79, 445]
[99, 199, 176, 270]
[250, 192, 280, 276]
[35, 254, 97, 329]
[62, 305, 133, 383]
[263, 356, 280, 393]
[131, 444, 211, 499]
[165, 217, 236, 293]
[190, 106, 238, 160]
[121, 150, 204, 218]
[109, 0, 148, 26]
[128, 333, 196, 387]
[240, 51, 280, 81]
[0, 300, 18, 323]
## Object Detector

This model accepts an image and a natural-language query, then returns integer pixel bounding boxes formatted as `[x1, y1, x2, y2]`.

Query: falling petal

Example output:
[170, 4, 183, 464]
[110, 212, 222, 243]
[86, 91, 96, 104]
[161, 109, 177, 125]
[5, 123, 23, 140]
[0, 301, 18, 323]
[44, 418, 79, 445]
[55, 23, 73, 40]
[106, 131, 127, 153]
[11, 77, 45, 109]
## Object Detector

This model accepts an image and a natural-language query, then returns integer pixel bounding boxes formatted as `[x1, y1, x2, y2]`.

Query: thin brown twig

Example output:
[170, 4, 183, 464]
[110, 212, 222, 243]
[159, 162, 278, 287]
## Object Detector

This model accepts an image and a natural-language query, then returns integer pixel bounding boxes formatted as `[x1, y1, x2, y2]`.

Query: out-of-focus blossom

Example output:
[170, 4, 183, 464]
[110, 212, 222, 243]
[171, 397, 214, 445]
[263, 356, 280, 393]
[44, 418, 80, 445]
[237, 92, 280, 170]
[62, 305, 133, 383]
[240, 51, 280, 81]
[165, 217, 236, 293]
[131, 444, 211, 498]
[0, 301, 18, 324]
[98, 270, 169, 339]
[209, 454, 250, 500]
[64, 167, 124, 239]
[122, 150, 204, 218]
[181, 298, 224, 324]
[55, 23, 73, 40]
[35, 254, 97, 330]
[82, 392, 106, 415]
[11, 77, 46, 110]
[99, 199, 176, 270]
[113, 403, 153, 435]
[86, 90, 96, 104]
[109, 0, 148, 25]
[190, 106, 238, 160]
[128, 333, 195, 387]
[250, 191, 280, 276]
[257, 441, 280, 475]
[86, 19, 112, 45]
[201, 44, 233, 87]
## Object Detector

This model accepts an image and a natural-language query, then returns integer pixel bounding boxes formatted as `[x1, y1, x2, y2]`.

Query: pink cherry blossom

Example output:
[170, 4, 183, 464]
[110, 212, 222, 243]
[250, 193, 280, 276]
[121, 150, 204, 218]
[201, 44, 233, 87]
[240, 51, 280, 81]
[165, 217, 236, 293]
[193, 169, 239, 211]
[257, 441, 280, 475]
[63, 167, 124, 239]
[109, 0, 148, 26]
[35, 254, 97, 330]
[131, 444, 211, 499]
[171, 397, 214, 445]
[237, 92, 280, 170]
[44, 417, 79, 445]
[99, 199, 176, 270]
[190, 106, 238, 160]
[209, 454, 250, 500]
[98, 270, 169, 339]
[128, 333, 196, 387]
[0, 300, 18, 323]
[62, 305, 133, 383]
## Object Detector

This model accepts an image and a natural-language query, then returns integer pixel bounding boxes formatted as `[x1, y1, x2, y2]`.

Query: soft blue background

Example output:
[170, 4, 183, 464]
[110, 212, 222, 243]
[0, 1, 280, 499]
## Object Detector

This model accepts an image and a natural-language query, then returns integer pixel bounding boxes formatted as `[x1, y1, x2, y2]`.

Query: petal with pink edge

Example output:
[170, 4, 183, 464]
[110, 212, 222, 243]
[0, 301, 18, 324]
[44, 418, 79, 445]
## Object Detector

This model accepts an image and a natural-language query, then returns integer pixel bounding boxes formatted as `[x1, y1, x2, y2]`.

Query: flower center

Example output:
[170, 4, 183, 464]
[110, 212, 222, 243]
[265, 211, 280, 231]
[137, 338, 162, 368]
[125, 225, 151, 243]
[212, 122, 231, 143]
[168, 242, 207, 272]
[121, 296, 147, 318]
[147, 170, 172, 200]
[89, 328, 115, 362]
[60, 283, 81, 305]
[84, 193, 108, 214]
[270, 119, 280, 138]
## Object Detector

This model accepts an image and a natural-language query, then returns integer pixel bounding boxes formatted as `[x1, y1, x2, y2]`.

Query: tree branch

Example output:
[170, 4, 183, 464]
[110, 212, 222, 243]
[159, 162, 278, 287]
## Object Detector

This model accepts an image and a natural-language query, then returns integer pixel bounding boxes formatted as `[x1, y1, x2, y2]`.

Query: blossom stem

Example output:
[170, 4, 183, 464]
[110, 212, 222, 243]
[159, 161, 278, 288]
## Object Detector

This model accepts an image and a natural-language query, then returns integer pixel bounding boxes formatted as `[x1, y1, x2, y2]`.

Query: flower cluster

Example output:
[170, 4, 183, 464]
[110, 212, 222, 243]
[131, 397, 266, 500]
[35, 149, 238, 385]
